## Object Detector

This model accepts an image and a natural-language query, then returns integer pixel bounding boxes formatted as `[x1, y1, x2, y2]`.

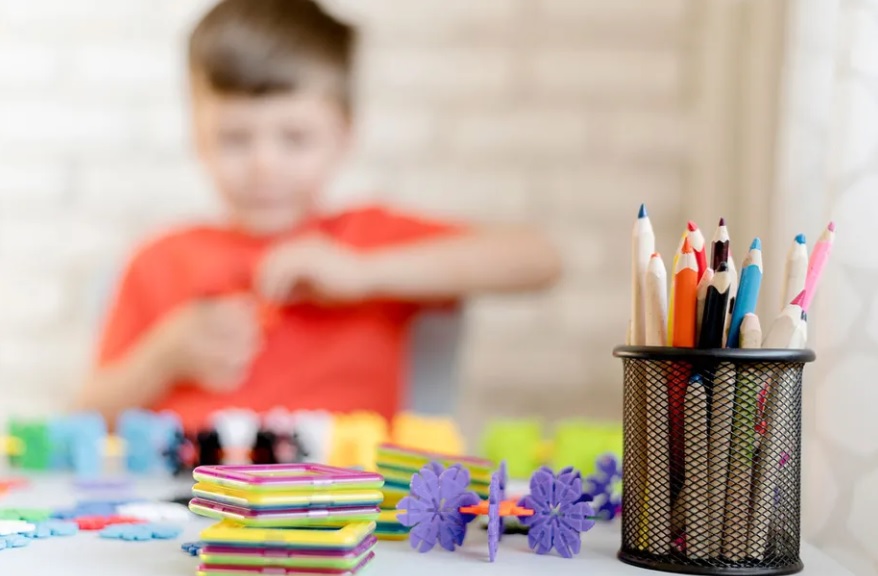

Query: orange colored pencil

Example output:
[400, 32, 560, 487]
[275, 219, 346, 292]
[672, 238, 699, 347]
[669, 237, 699, 513]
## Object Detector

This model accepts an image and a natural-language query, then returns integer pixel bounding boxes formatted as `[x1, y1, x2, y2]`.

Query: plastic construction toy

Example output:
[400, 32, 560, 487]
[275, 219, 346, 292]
[197, 520, 377, 576]
[377, 444, 493, 499]
[182, 541, 205, 556]
[22, 521, 79, 539]
[118, 410, 182, 474]
[580, 454, 622, 521]
[0, 520, 36, 536]
[99, 522, 183, 541]
[189, 464, 384, 528]
[0, 534, 31, 550]
[397, 462, 597, 561]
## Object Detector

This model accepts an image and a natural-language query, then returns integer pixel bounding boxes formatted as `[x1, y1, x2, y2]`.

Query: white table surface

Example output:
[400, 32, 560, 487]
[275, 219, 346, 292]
[0, 475, 853, 576]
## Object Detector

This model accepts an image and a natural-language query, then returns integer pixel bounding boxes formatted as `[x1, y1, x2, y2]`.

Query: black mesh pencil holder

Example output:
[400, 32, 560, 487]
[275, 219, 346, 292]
[613, 346, 816, 576]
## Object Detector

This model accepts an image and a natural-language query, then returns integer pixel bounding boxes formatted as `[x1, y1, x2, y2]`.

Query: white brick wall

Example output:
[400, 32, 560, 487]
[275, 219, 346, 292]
[0, 0, 700, 434]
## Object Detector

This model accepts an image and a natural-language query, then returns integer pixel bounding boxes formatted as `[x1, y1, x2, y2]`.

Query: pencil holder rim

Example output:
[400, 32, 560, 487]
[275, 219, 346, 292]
[612, 345, 816, 364]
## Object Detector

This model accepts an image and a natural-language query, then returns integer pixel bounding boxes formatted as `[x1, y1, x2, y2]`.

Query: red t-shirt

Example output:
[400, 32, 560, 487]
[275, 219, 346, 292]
[97, 206, 462, 431]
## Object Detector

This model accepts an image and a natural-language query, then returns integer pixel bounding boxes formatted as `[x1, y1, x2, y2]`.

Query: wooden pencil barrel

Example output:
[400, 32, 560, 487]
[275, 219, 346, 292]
[613, 346, 815, 576]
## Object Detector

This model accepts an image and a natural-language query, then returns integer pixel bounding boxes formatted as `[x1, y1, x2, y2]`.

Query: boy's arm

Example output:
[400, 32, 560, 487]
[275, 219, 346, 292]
[75, 323, 178, 423]
[360, 225, 561, 300]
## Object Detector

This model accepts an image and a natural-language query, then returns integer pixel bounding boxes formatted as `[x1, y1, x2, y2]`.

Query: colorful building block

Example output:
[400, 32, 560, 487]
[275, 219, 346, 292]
[8, 420, 52, 471]
[481, 420, 543, 480]
[118, 410, 182, 474]
[391, 413, 464, 455]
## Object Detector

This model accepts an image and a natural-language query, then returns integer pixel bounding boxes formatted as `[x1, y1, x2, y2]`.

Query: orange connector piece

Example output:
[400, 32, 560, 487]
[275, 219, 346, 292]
[459, 500, 534, 518]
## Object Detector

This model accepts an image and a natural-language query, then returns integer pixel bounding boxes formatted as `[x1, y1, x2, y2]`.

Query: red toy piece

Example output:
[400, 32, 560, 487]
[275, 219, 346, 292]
[75, 516, 146, 531]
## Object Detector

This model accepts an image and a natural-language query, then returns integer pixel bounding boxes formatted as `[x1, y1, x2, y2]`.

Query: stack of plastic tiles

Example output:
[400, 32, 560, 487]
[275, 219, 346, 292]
[196, 520, 377, 576]
[189, 464, 383, 575]
[374, 444, 493, 540]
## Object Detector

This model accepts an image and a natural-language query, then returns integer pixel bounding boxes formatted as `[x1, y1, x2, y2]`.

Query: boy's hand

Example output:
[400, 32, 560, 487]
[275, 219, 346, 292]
[256, 235, 371, 304]
[158, 295, 262, 393]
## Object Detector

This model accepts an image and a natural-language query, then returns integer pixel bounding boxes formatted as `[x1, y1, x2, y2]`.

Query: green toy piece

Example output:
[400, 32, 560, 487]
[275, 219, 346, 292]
[481, 420, 542, 479]
[550, 421, 623, 477]
[0, 509, 52, 522]
[8, 420, 52, 471]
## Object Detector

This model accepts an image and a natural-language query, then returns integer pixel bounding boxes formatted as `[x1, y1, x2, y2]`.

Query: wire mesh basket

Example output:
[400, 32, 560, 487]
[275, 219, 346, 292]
[613, 346, 816, 576]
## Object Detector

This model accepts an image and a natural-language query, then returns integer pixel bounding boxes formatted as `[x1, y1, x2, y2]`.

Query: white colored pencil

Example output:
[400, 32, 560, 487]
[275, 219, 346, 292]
[631, 204, 656, 346]
[645, 254, 669, 347]
[781, 234, 808, 312]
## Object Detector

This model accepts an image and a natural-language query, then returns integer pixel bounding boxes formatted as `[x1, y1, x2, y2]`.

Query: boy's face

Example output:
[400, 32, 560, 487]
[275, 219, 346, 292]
[192, 87, 351, 235]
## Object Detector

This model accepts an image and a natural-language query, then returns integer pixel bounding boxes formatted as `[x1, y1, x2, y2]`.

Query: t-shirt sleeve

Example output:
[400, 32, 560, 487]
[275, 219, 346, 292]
[96, 250, 158, 367]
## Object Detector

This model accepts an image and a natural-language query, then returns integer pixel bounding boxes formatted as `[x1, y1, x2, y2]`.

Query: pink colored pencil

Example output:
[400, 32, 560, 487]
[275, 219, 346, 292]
[802, 222, 835, 312]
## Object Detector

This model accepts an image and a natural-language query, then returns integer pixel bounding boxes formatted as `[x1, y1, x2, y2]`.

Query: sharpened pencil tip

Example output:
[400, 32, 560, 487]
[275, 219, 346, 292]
[719, 217, 726, 226]
[795, 234, 806, 244]
[638, 204, 647, 218]
[828, 221, 836, 232]
[651, 252, 661, 259]
[791, 290, 807, 307]
[681, 237, 693, 253]
[687, 220, 698, 232]
[750, 237, 762, 251]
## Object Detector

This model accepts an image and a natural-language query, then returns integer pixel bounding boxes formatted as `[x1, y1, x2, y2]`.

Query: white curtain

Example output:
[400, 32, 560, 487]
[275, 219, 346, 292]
[778, 1, 878, 574]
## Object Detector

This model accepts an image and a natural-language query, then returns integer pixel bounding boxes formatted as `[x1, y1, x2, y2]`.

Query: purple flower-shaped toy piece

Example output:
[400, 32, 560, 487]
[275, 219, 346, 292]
[397, 462, 480, 553]
[518, 467, 596, 558]
[486, 462, 507, 562]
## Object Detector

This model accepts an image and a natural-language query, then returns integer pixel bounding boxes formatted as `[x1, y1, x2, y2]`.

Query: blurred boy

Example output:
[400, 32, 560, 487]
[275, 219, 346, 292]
[76, 0, 560, 430]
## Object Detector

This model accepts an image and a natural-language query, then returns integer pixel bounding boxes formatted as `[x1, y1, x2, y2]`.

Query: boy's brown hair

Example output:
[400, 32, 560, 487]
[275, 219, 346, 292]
[189, 0, 356, 112]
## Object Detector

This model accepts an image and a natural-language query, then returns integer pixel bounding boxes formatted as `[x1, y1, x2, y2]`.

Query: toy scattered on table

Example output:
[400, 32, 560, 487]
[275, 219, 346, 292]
[100, 522, 183, 541]
[0, 534, 31, 549]
[2, 408, 458, 478]
[189, 463, 383, 528]
[182, 541, 205, 556]
[196, 520, 377, 576]
[518, 467, 597, 558]
[395, 463, 480, 554]
[580, 454, 623, 521]
[22, 520, 79, 539]
[374, 443, 493, 541]
[391, 413, 465, 456]
[0, 520, 36, 536]
[481, 419, 623, 481]
[0, 508, 53, 522]
[75, 516, 146, 531]
[117, 502, 192, 523]
[396, 462, 598, 560]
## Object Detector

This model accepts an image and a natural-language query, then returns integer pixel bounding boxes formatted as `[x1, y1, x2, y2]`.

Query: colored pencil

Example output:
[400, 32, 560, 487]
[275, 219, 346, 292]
[630, 204, 656, 345]
[683, 375, 710, 559]
[727, 239, 763, 348]
[722, 313, 763, 561]
[667, 229, 689, 343]
[645, 253, 669, 347]
[688, 221, 708, 282]
[781, 234, 808, 312]
[763, 291, 808, 349]
[709, 360, 736, 557]
[711, 218, 730, 271]
[669, 237, 698, 519]
[802, 222, 835, 313]
[748, 295, 807, 559]
[722, 253, 739, 347]
[672, 238, 699, 348]
[698, 263, 731, 349]
[695, 268, 715, 347]
[645, 253, 671, 554]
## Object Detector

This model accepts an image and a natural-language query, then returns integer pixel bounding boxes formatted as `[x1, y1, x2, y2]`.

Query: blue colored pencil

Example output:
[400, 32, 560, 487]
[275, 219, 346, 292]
[726, 238, 763, 348]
